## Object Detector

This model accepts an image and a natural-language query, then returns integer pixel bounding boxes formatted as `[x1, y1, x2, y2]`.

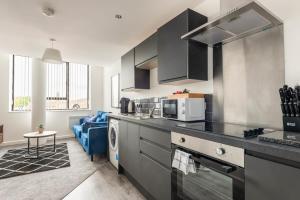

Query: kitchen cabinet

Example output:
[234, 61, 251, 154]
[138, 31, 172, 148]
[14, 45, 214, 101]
[117, 119, 171, 200]
[157, 9, 208, 84]
[140, 139, 171, 168]
[126, 122, 141, 181]
[119, 121, 140, 181]
[135, 32, 158, 69]
[121, 49, 150, 91]
[245, 153, 300, 200]
[140, 153, 171, 200]
[140, 126, 171, 149]
[118, 120, 128, 169]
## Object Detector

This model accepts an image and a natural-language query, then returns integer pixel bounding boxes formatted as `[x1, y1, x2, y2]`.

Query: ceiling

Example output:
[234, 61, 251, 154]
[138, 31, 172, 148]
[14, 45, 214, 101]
[0, 0, 203, 66]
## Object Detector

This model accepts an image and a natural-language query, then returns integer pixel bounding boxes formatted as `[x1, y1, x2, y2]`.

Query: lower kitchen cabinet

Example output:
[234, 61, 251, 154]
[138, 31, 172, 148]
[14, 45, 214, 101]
[127, 122, 141, 181]
[140, 153, 171, 200]
[119, 121, 140, 181]
[245, 154, 300, 200]
[118, 119, 171, 200]
[119, 120, 128, 169]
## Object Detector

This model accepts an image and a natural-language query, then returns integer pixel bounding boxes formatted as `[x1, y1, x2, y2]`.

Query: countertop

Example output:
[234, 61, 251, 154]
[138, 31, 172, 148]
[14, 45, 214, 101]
[108, 113, 300, 164]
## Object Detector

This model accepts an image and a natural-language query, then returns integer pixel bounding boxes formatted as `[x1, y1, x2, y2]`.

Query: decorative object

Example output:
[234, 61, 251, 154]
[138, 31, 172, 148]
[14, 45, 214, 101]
[0, 143, 70, 179]
[38, 124, 44, 133]
[111, 74, 120, 108]
[42, 38, 63, 64]
[72, 104, 80, 110]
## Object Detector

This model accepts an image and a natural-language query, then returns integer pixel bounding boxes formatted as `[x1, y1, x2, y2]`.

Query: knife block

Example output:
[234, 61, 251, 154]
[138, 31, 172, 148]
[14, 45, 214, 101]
[283, 116, 300, 132]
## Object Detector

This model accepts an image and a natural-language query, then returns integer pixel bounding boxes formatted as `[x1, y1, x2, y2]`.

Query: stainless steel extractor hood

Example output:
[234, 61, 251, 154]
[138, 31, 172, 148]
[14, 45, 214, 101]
[181, 1, 282, 46]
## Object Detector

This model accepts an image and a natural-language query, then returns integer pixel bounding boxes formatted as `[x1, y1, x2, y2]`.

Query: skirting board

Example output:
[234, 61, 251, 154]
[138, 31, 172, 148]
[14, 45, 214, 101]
[0, 134, 74, 147]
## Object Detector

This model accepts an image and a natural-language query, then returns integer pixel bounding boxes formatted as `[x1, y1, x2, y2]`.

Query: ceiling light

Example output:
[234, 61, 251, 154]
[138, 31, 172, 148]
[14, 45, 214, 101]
[42, 38, 63, 64]
[115, 14, 122, 19]
[42, 7, 55, 17]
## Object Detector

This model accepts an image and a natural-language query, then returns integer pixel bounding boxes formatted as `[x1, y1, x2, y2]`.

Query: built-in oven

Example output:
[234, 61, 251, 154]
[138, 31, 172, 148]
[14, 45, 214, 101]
[171, 132, 245, 200]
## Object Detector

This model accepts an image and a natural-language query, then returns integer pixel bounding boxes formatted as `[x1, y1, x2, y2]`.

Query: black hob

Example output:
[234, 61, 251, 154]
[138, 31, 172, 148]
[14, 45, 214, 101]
[177, 121, 273, 139]
[259, 131, 300, 148]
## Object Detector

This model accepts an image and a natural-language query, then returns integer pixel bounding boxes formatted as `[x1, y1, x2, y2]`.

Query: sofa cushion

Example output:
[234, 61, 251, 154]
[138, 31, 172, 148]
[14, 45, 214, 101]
[73, 125, 82, 135]
[96, 112, 108, 122]
[89, 115, 98, 122]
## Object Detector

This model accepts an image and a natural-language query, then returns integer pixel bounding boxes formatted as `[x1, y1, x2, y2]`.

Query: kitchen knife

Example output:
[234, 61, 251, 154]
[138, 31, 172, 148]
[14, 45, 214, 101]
[295, 86, 300, 117]
[288, 88, 296, 116]
[279, 88, 285, 102]
[283, 85, 291, 116]
[279, 88, 287, 116]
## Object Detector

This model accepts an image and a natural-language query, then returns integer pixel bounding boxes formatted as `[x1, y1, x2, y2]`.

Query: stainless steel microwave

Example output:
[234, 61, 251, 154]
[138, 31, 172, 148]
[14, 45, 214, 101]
[161, 98, 205, 121]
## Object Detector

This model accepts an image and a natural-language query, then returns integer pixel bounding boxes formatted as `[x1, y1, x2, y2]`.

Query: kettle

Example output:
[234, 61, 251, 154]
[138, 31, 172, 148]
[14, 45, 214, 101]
[120, 97, 130, 114]
[128, 100, 135, 113]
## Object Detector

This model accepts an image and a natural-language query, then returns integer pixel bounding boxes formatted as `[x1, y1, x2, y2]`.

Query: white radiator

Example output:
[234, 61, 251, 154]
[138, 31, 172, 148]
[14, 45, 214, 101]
[69, 116, 88, 130]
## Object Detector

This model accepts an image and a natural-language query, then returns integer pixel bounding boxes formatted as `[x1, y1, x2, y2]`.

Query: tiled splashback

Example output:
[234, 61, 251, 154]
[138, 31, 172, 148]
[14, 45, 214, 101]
[134, 97, 164, 116]
[133, 94, 213, 121]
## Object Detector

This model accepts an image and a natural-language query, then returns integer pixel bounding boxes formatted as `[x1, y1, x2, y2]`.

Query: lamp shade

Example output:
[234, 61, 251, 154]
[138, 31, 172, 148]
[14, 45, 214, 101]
[42, 48, 63, 64]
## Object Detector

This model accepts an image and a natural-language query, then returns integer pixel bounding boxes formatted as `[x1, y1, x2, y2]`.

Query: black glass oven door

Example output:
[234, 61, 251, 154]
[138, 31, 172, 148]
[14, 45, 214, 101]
[163, 100, 178, 119]
[172, 153, 244, 200]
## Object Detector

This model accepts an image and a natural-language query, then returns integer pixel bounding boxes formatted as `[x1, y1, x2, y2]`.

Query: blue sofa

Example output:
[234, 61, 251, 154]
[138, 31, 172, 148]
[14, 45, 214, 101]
[73, 111, 108, 161]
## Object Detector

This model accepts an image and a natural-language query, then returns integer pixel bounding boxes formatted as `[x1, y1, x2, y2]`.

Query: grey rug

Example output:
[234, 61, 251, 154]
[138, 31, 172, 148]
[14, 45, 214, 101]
[0, 143, 70, 179]
[0, 138, 105, 200]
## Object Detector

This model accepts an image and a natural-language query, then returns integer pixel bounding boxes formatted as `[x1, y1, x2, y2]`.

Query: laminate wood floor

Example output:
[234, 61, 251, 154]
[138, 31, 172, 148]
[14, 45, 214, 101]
[63, 162, 145, 200]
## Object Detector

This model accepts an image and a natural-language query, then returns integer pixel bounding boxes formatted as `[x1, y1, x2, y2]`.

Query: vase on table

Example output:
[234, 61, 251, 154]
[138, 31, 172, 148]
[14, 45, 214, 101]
[38, 124, 44, 134]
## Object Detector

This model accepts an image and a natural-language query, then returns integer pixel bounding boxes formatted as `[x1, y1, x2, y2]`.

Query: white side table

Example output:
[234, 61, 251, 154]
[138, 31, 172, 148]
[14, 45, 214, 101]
[23, 131, 57, 159]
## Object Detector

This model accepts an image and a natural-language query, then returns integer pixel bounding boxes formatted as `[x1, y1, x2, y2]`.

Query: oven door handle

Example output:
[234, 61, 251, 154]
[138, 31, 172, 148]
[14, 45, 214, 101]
[191, 155, 235, 174]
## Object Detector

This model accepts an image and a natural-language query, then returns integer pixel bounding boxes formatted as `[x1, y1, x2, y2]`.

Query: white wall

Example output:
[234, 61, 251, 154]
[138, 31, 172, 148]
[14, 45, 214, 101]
[0, 53, 104, 145]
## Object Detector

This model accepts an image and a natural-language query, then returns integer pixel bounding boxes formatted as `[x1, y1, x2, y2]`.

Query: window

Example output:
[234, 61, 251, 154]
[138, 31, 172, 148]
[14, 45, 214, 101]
[46, 62, 89, 110]
[11, 55, 32, 111]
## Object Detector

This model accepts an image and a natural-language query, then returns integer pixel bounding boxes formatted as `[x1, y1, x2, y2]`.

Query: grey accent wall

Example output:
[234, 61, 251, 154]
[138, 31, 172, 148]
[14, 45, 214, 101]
[222, 26, 285, 128]
[213, 0, 285, 129]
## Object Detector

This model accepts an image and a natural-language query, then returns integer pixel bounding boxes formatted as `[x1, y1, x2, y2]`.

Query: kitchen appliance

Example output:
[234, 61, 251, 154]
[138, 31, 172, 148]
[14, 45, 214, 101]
[259, 131, 300, 148]
[109, 119, 119, 169]
[128, 100, 135, 113]
[171, 131, 245, 200]
[176, 122, 270, 139]
[120, 97, 130, 114]
[181, 1, 282, 46]
[161, 98, 205, 121]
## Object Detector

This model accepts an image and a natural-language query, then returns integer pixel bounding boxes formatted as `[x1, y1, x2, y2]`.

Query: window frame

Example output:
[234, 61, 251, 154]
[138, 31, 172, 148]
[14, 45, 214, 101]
[11, 55, 32, 112]
[46, 62, 90, 111]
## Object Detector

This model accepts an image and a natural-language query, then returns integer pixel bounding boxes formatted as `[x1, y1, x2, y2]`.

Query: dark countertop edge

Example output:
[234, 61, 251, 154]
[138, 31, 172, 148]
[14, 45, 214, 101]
[109, 114, 300, 164]
[108, 114, 172, 132]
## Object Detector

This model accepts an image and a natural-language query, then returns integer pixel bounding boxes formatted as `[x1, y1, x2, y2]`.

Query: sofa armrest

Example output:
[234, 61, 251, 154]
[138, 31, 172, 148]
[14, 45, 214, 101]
[79, 118, 85, 125]
[88, 127, 108, 153]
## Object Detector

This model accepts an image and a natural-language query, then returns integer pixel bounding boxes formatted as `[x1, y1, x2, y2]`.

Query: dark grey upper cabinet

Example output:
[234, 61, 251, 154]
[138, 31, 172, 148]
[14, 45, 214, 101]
[245, 154, 300, 200]
[135, 32, 158, 69]
[121, 49, 150, 91]
[157, 9, 208, 84]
